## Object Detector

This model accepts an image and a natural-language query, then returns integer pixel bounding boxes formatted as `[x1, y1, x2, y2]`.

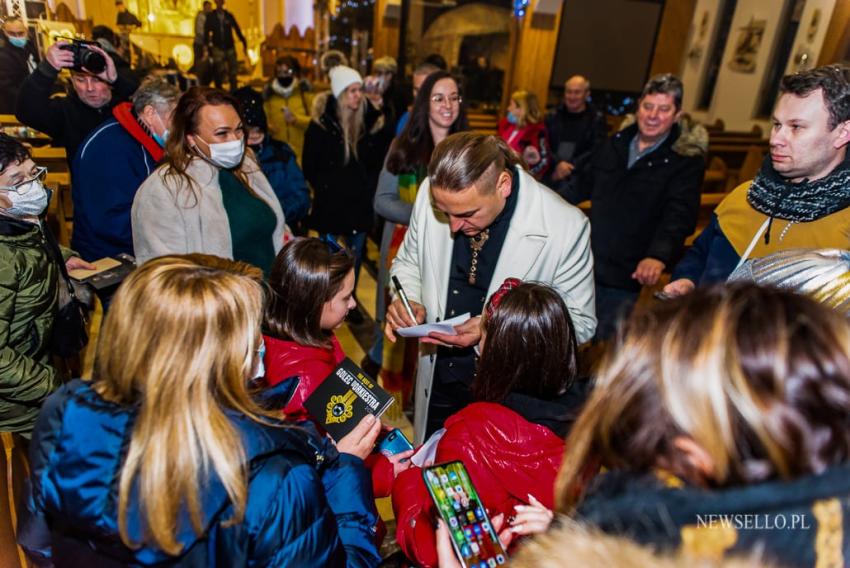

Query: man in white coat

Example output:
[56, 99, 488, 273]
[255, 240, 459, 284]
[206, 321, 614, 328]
[386, 132, 596, 443]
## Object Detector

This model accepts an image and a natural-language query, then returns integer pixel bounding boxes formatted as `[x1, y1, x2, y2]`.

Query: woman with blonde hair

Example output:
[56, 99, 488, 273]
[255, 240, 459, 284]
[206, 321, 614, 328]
[18, 256, 381, 566]
[132, 87, 286, 277]
[303, 65, 390, 311]
[553, 284, 850, 565]
[498, 90, 552, 179]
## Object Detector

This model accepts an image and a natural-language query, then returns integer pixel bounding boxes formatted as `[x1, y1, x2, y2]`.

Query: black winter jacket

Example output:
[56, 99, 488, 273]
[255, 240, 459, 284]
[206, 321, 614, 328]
[0, 33, 39, 114]
[567, 120, 706, 291]
[544, 102, 607, 172]
[302, 93, 391, 234]
[15, 60, 137, 164]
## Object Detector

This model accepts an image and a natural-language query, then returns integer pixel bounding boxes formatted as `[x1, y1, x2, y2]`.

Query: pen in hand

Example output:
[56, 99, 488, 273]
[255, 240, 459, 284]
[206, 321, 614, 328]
[392, 276, 418, 325]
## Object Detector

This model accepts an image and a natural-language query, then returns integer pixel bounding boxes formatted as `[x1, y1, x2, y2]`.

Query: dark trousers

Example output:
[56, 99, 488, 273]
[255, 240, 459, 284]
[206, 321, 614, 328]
[424, 376, 473, 440]
[211, 47, 238, 91]
[594, 283, 640, 341]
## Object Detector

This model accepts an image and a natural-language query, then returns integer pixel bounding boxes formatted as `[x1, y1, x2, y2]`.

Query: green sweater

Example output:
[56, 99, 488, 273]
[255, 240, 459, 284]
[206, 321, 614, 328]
[218, 169, 277, 277]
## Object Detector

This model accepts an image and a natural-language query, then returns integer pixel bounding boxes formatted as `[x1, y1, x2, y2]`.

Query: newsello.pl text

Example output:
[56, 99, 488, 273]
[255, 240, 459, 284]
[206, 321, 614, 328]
[696, 514, 812, 530]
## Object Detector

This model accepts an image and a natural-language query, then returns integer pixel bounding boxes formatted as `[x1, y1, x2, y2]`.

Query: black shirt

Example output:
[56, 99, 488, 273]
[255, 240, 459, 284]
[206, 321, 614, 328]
[204, 9, 246, 50]
[433, 167, 521, 386]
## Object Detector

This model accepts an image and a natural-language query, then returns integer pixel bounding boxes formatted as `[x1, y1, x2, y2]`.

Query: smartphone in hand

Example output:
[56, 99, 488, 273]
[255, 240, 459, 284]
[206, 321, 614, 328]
[423, 461, 507, 567]
[377, 428, 414, 458]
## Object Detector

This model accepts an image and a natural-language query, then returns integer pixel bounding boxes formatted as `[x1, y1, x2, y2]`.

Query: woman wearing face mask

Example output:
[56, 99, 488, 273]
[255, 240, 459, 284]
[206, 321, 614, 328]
[498, 90, 552, 180]
[263, 55, 312, 164]
[303, 65, 391, 316]
[132, 86, 286, 276]
[0, 134, 94, 437]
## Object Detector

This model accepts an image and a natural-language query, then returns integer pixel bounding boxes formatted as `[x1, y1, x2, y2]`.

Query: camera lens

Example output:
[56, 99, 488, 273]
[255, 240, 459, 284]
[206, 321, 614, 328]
[81, 49, 107, 74]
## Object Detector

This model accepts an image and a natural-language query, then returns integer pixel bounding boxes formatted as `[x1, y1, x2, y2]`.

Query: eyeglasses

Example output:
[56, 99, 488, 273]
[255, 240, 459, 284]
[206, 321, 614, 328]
[0, 166, 46, 193]
[431, 94, 462, 106]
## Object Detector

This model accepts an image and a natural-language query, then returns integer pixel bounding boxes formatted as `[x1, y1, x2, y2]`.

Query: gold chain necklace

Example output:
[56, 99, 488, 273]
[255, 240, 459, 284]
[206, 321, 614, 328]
[468, 229, 490, 285]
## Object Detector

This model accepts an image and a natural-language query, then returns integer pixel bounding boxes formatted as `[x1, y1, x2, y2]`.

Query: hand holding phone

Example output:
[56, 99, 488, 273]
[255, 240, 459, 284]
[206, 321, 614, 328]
[423, 461, 508, 567]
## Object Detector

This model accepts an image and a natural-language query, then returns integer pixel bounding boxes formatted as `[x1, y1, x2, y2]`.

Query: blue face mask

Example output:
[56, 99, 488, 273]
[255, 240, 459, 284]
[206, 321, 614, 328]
[152, 112, 169, 148]
[8, 36, 27, 49]
[254, 340, 266, 380]
[507, 111, 518, 125]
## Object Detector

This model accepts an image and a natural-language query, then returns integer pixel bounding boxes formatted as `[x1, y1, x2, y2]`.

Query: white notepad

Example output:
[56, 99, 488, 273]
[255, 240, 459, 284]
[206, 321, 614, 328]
[396, 312, 471, 338]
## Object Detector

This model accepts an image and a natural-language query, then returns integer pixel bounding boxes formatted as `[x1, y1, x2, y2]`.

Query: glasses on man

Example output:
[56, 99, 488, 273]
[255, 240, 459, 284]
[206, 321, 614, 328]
[431, 94, 462, 106]
[0, 166, 46, 193]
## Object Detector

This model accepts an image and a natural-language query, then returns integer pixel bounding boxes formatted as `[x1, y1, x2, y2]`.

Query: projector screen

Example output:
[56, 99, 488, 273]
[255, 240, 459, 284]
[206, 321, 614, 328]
[550, 0, 664, 93]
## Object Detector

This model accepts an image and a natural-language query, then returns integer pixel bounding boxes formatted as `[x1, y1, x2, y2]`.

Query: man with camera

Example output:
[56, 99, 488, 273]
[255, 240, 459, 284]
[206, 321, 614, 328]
[15, 39, 138, 165]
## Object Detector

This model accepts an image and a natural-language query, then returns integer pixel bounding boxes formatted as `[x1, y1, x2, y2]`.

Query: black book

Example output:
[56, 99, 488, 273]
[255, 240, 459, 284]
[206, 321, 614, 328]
[303, 357, 395, 441]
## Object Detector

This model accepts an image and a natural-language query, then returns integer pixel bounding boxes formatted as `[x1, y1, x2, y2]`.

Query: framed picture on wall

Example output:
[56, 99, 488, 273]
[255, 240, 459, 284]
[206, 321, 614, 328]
[728, 16, 766, 74]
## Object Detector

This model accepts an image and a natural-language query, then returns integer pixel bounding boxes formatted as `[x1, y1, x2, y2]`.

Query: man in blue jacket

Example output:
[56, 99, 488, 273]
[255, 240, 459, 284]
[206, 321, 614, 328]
[72, 77, 178, 262]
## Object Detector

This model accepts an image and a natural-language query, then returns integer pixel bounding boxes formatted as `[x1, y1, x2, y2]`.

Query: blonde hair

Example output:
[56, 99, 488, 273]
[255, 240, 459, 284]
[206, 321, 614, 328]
[510, 90, 542, 127]
[512, 518, 772, 568]
[556, 284, 850, 513]
[93, 256, 275, 555]
[338, 93, 365, 164]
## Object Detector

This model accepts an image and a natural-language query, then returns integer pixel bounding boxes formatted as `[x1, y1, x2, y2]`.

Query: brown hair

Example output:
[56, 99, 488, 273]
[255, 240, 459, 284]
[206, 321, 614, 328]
[162, 86, 250, 195]
[780, 64, 850, 129]
[555, 284, 850, 512]
[474, 283, 578, 402]
[428, 132, 520, 193]
[264, 238, 355, 349]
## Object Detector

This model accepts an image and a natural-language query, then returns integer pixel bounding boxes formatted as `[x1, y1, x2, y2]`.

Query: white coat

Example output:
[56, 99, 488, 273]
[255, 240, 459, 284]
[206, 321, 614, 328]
[132, 155, 286, 264]
[390, 167, 596, 442]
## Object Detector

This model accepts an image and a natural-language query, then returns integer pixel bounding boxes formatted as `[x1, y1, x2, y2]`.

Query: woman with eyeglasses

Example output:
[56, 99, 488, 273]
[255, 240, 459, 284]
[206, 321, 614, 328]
[363, 70, 469, 392]
[131, 86, 286, 277]
[0, 134, 94, 437]
[302, 65, 392, 316]
[498, 90, 552, 180]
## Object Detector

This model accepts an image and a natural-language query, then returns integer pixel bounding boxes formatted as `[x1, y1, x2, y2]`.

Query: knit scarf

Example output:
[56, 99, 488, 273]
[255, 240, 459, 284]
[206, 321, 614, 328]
[748, 153, 850, 222]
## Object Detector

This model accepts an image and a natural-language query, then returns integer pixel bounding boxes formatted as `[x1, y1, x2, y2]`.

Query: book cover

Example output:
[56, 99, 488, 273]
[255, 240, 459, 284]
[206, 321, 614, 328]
[303, 357, 395, 441]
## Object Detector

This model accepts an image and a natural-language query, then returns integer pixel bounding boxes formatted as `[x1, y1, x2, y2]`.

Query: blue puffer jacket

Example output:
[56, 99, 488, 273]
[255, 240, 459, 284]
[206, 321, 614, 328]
[18, 379, 381, 567]
[254, 137, 311, 224]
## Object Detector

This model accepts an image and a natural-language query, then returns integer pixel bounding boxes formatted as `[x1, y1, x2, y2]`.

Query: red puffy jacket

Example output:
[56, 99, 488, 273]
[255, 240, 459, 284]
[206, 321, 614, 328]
[392, 402, 565, 567]
[262, 333, 345, 421]
[262, 333, 396, 499]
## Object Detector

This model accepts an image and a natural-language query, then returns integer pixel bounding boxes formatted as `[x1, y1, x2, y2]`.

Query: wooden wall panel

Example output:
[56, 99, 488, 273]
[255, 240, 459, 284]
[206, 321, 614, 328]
[372, 0, 400, 60]
[649, 0, 698, 77]
[510, 2, 564, 110]
[817, 0, 850, 65]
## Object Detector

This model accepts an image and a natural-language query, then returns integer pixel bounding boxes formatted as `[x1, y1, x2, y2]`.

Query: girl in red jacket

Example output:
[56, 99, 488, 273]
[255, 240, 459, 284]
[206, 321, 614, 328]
[392, 279, 587, 567]
[262, 237, 410, 507]
[498, 90, 553, 180]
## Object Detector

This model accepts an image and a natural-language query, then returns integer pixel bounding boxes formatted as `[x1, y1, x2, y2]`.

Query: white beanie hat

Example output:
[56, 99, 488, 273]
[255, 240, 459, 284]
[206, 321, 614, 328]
[329, 65, 363, 99]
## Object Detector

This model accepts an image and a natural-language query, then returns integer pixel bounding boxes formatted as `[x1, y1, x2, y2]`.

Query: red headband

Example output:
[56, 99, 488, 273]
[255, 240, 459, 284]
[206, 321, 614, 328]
[485, 277, 522, 320]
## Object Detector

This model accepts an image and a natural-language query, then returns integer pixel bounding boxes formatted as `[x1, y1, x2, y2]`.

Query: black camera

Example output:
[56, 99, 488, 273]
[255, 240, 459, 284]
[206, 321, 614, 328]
[58, 39, 106, 74]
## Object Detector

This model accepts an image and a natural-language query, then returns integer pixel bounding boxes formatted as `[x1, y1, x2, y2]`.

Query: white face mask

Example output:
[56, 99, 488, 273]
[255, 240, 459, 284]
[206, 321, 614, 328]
[254, 339, 266, 380]
[195, 136, 245, 169]
[3, 179, 49, 217]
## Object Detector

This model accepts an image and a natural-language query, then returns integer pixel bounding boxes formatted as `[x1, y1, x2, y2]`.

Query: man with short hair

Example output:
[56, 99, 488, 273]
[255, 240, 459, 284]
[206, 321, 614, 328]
[15, 39, 138, 165]
[0, 17, 39, 114]
[567, 73, 707, 340]
[544, 75, 607, 189]
[665, 64, 850, 297]
[71, 77, 178, 262]
[192, 1, 213, 85]
[387, 132, 595, 442]
[394, 62, 440, 135]
[115, 0, 142, 28]
[204, 0, 247, 91]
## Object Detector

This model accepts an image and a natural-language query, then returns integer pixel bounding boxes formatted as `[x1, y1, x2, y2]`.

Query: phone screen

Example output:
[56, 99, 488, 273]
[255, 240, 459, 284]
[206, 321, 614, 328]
[423, 461, 507, 567]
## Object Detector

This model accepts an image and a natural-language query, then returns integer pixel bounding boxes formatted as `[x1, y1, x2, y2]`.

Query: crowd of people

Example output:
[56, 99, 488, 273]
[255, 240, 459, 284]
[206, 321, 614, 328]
[3, 13, 850, 566]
